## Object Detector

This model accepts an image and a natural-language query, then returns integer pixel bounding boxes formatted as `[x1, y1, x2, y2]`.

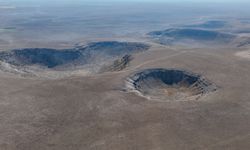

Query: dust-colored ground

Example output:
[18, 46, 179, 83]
[0, 43, 250, 150]
[0, 2, 250, 150]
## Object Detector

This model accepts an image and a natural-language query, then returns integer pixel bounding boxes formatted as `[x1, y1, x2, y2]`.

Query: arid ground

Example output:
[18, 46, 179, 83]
[0, 2, 250, 150]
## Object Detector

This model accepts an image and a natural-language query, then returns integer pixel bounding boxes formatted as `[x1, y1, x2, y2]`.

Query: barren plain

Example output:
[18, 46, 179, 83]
[0, 2, 250, 150]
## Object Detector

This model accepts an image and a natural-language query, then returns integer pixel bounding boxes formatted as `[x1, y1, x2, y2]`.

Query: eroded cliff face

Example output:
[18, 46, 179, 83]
[100, 54, 133, 72]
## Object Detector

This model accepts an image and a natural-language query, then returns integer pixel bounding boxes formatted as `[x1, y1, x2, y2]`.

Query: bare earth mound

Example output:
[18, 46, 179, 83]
[235, 50, 250, 59]
[127, 68, 217, 101]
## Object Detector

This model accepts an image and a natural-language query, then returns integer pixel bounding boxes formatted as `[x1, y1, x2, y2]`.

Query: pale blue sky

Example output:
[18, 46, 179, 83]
[61, 0, 246, 1]
[3, 0, 250, 3]
[2, 0, 250, 7]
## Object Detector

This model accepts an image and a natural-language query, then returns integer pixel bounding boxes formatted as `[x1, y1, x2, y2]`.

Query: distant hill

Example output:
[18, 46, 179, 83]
[148, 28, 236, 45]
[184, 21, 227, 29]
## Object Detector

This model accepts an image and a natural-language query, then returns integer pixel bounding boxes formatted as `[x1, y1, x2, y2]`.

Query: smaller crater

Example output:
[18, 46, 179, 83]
[126, 69, 217, 101]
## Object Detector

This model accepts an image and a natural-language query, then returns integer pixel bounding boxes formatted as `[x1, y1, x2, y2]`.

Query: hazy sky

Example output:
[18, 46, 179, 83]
[1, 0, 250, 7]
[78, 0, 243, 1]
[2, 0, 250, 3]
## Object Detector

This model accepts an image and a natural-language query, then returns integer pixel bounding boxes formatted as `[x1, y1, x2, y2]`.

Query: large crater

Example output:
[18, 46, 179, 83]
[127, 69, 217, 101]
[0, 41, 150, 74]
